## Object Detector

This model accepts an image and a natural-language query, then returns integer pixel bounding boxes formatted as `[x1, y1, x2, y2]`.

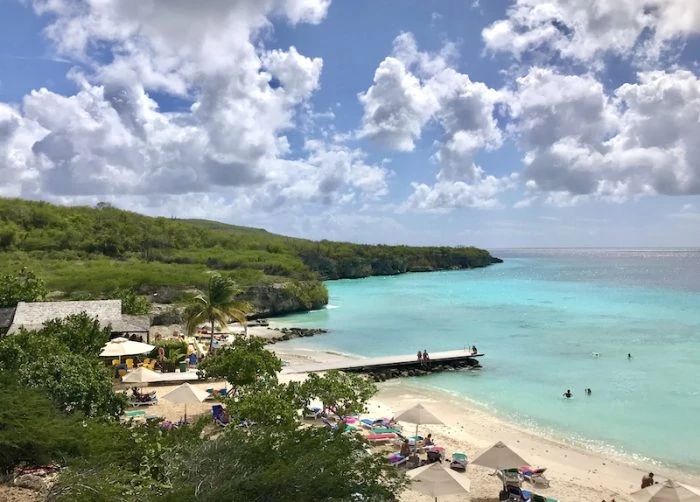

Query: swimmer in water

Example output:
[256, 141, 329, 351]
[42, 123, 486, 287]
[563, 389, 573, 399]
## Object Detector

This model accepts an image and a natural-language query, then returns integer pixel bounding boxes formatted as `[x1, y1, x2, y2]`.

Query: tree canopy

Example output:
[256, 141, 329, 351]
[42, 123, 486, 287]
[0, 267, 47, 307]
[184, 273, 250, 349]
[0, 198, 496, 309]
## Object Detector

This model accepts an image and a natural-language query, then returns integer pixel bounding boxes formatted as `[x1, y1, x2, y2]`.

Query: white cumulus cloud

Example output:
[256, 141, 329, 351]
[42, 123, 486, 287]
[482, 0, 700, 63]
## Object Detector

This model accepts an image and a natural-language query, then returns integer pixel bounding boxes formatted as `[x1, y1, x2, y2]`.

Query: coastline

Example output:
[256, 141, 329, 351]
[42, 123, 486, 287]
[270, 340, 700, 502]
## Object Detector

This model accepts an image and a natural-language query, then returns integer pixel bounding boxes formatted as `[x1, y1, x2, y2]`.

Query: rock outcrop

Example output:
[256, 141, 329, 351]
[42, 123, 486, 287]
[264, 327, 328, 344]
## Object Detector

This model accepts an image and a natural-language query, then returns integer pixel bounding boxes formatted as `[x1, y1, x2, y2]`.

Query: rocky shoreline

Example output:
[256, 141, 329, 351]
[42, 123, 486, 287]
[348, 358, 482, 382]
[263, 326, 329, 344]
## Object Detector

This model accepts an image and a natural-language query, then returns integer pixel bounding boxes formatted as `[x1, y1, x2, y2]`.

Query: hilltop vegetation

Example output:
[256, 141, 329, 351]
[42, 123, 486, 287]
[0, 198, 498, 312]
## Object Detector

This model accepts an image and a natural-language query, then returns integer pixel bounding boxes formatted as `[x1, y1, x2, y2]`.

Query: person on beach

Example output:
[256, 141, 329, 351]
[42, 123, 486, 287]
[417, 350, 423, 362]
[423, 434, 434, 447]
[400, 439, 411, 457]
[641, 472, 655, 488]
[563, 389, 573, 399]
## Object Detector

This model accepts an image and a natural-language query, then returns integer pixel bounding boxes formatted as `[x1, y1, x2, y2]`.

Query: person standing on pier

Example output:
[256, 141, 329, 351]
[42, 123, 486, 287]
[417, 350, 423, 362]
[422, 350, 430, 367]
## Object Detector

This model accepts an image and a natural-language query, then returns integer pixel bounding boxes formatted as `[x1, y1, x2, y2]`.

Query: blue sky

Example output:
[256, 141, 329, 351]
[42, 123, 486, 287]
[1, 0, 699, 248]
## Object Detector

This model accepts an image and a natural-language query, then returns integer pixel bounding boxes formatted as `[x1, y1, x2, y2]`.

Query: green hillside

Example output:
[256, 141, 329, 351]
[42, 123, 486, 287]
[0, 198, 499, 312]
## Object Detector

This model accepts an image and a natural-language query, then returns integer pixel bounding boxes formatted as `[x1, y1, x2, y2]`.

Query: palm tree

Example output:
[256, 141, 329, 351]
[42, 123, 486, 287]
[184, 273, 250, 351]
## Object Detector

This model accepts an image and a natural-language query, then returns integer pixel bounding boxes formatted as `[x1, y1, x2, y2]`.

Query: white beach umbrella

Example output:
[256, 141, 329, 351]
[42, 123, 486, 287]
[631, 480, 700, 502]
[100, 337, 155, 359]
[471, 441, 530, 470]
[407, 462, 470, 501]
[161, 383, 209, 421]
[121, 367, 161, 384]
[395, 403, 443, 437]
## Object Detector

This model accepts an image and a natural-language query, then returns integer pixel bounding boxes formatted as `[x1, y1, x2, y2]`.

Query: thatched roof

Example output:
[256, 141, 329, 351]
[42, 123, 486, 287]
[7, 300, 150, 335]
[0, 307, 16, 330]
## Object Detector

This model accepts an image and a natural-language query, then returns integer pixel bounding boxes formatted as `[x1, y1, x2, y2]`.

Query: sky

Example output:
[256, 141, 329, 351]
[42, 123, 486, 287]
[1, 0, 699, 248]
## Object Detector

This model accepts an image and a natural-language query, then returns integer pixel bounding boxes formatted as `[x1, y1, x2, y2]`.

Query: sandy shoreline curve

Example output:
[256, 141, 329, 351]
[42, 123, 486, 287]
[270, 341, 700, 502]
[140, 323, 700, 501]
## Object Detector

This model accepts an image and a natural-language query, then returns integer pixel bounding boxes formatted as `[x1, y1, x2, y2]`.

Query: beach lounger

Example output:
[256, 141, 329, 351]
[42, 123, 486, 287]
[365, 433, 398, 443]
[321, 417, 339, 431]
[360, 418, 375, 429]
[128, 396, 158, 406]
[498, 468, 524, 489]
[506, 485, 531, 502]
[519, 466, 550, 488]
[386, 453, 408, 467]
[304, 407, 323, 420]
[450, 452, 468, 471]
[369, 427, 402, 435]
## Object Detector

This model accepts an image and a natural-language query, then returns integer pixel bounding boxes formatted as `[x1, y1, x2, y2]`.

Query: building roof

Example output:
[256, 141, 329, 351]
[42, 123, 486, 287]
[0, 307, 16, 330]
[7, 300, 150, 335]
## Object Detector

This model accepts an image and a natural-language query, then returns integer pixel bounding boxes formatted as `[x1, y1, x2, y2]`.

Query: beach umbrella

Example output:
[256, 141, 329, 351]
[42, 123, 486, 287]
[100, 337, 155, 360]
[161, 383, 209, 421]
[631, 479, 700, 502]
[395, 403, 443, 437]
[121, 367, 161, 384]
[471, 441, 530, 470]
[407, 462, 470, 501]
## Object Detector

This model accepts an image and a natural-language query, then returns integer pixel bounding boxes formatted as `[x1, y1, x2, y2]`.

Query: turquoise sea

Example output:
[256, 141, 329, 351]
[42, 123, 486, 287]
[278, 249, 700, 473]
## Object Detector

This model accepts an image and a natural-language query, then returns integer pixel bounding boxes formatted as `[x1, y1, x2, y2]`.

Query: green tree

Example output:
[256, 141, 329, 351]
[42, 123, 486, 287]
[184, 273, 250, 351]
[198, 336, 281, 397]
[0, 376, 87, 474]
[113, 288, 151, 315]
[35, 312, 111, 357]
[0, 325, 126, 418]
[0, 267, 48, 307]
[301, 370, 377, 427]
[161, 425, 407, 502]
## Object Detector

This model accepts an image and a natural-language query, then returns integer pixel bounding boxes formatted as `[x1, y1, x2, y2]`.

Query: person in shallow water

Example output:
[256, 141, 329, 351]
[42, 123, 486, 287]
[563, 389, 573, 398]
[628, 353, 632, 359]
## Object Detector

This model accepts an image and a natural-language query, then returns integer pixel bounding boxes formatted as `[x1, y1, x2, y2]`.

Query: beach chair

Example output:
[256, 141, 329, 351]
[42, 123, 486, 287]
[138, 358, 151, 368]
[450, 452, 468, 471]
[386, 453, 408, 467]
[519, 466, 550, 488]
[304, 406, 323, 420]
[146, 360, 157, 370]
[365, 433, 398, 443]
[118, 368, 127, 378]
[111, 359, 119, 366]
[369, 427, 402, 435]
[506, 485, 530, 502]
[321, 417, 339, 432]
[126, 358, 134, 370]
[498, 468, 524, 488]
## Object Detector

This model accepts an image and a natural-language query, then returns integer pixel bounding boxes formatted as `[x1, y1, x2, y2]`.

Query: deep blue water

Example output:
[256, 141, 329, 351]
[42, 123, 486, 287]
[278, 249, 700, 472]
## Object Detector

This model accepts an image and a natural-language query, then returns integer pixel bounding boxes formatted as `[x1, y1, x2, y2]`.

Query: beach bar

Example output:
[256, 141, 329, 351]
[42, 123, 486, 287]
[4, 300, 151, 341]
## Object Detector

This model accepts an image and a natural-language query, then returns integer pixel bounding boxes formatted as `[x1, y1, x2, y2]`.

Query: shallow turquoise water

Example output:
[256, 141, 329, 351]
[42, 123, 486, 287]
[278, 249, 700, 472]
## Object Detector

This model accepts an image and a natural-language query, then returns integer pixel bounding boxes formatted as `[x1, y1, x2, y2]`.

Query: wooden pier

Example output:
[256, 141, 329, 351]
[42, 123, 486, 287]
[282, 349, 483, 375]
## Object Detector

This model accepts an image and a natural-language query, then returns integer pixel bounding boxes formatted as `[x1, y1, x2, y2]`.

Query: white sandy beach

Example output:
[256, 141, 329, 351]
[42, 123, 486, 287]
[136, 325, 700, 502]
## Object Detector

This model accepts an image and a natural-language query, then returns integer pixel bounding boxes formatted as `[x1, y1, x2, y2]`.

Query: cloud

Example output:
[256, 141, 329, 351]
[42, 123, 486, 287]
[359, 33, 514, 211]
[0, 0, 391, 210]
[482, 0, 700, 63]
[508, 67, 700, 203]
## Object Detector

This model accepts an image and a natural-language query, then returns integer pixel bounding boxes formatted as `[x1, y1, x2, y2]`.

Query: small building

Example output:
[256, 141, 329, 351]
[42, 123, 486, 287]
[5, 299, 151, 341]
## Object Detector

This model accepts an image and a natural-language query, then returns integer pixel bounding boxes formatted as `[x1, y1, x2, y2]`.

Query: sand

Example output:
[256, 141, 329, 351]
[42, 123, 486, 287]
[271, 344, 700, 502]
[126, 324, 700, 501]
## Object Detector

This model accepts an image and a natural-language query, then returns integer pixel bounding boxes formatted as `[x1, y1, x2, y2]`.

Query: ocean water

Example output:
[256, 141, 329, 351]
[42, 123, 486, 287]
[278, 249, 700, 473]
